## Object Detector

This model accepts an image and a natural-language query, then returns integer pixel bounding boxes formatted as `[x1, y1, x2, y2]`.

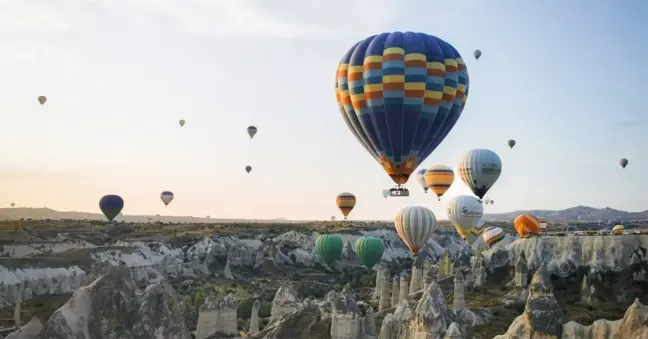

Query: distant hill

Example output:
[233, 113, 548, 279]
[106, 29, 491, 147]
[484, 205, 648, 222]
[0, 207, 294, 224]
[0, 205, 646, 224]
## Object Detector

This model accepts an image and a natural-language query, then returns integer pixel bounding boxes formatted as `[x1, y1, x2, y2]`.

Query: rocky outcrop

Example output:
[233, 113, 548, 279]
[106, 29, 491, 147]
[271, 281, 301, 320]
[5, 317, 43, 339]
[0, 265, 87, 307]
[495, 264, 564, 338]
[251, 304, 324, 339]
[195, 293, 238, 339]
[39, 266, 191, 339]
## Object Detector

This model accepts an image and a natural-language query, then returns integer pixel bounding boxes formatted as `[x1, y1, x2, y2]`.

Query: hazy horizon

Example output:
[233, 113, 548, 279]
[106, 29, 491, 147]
[1, 1, 646, 221]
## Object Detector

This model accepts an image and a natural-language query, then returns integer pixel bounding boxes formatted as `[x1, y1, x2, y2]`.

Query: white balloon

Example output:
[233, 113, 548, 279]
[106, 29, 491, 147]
[160, 191, 174, 206]
[416, 169, 428, 192]
[446, 195, 484, 244]
[482, 227, 505, 246]
[394, 206, 437, 254]
[382, 189, 390, 199]
[458, 149, 502, 199]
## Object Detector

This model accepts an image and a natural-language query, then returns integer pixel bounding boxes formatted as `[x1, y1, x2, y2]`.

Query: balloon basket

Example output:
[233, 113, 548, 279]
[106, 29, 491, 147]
[389, 186, 410, 197]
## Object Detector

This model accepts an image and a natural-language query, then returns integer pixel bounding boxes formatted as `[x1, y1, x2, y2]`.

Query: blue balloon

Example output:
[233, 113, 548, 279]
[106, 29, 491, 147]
[99, 194, 124, 221]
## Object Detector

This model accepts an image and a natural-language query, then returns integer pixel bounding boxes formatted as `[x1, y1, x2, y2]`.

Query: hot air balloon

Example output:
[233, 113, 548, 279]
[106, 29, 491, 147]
[245, 165, 252, 173]
[38, 96, 47, 105]
[612, 225, 625, 235]
[424, 165, 454, 200]
[619, 158, 628, 169]
[331, 216, 336, 221]
[458, 149, 502, 199]
[507, 139, 516, 149]
[335, 32, 469, 196]
[247, 126, 257, 139]
[446, 195, 484, 244]
[482, 227, 505, 247]
[416, 168, 429, 193]
[483, 198, 491, 205]
[382, 189, 390, 199]
[336, 193, 356, 219]
[490, 200, 495, 205]
[473, 49, 481, 60]
[160, 191, 174, 207]
[394, 206, 437, 255]
[99, 194, 124, 222]
[10, 202, 15, 207]
[179, 119, 185, 127]
[513, 214, 540, 238]
[315, 234, 343, 265]
[355, 237, 385, 268]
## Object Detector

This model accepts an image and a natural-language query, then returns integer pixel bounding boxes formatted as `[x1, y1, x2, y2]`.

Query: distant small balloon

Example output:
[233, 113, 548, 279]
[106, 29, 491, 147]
[619, 158, 628, 168]
[382, 189, 390, 199]
[473, 49, 482, 60]
[179, 119, 186, 127]
[245, 165, 252, 173]
[38, 96, 47, 105]
[247, 126, 257, 139]
[160, 191, 174, 207]
[331, 216, 336, 221]
[10, 202, 15, 207]
[508, 139, 516, 149]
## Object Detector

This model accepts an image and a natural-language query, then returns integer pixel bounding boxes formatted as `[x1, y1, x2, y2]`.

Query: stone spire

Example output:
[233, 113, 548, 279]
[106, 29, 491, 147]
[515, 251, 528, 288]
[453, 270, 465, 312]
[379, 270, 391, 311]
[391, 274, 400, 307]
[399, 273, 410, 305]
[249, 299, 260, 335]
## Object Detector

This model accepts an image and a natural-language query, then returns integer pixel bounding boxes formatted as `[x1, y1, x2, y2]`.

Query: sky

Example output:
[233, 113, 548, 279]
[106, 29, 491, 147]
[0, 0, 646, 221]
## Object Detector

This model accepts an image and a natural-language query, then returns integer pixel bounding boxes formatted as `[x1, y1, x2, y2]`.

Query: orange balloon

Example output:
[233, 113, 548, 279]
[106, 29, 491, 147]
[514, 214, 540, 237]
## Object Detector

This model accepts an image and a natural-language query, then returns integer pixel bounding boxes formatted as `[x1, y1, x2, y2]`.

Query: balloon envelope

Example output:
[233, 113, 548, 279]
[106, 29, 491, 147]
[160, 191, 174, 206]
[473, 49, 482, 60]
[424, 165, 454, 200]
[382, 189, 390, 199]
[99, 195, 124, 221]
[355, 237, 385, 268]
[179, 119, 185, 127]
[335, 32, 469, 185]
[245, 165, 252, 173]
[446, 195, 484, 244]
[38, 96, 47, 105]
[316, 235, 343, 265]
[619, 158, 628, 168]
[336, 193, 356, 219]
[458, 149, 502, 199]
[10, 203, 15, 207]
[508, 139, 516, 149]
[612, 225, 625, 234]
[247, 126, 257, 139]
[482, 227, 505, 247]
[514, 214, 540, 237]
[394, 205, 437, 254]
[416, 168, 428, 192]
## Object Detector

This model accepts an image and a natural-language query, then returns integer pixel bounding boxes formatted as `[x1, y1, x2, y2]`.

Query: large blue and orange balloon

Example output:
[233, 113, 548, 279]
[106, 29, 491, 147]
[99, 194, 124, 221]
[335, 32, 469, 185]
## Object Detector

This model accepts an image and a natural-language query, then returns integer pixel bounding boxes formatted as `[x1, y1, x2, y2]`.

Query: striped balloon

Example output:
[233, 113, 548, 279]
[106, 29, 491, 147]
[424, 165, 454, 200]
[335, 32, 469, 186]
[394, 206, 437, 254]
[458, 149, 502, 199]
[482, 227, 505, 247]
[446, 195, 484, 244]
[355, 237, 385, 269]
[315, 235, 343, 265]
[335, 192, 356, 219]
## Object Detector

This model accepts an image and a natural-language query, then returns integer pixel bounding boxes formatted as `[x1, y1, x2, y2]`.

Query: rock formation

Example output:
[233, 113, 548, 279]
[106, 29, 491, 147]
[249, 299, 261, 335]
[514, 251, 528, 288]
[223, 255, 234, 280]
[445, 322, 468, 339]
[39, 266, 191, 339]
[391, 274, 400, 307]
[5, 317, 43, 339]
[453, 270, 466, 312]
[379, 270, 391, 311]
[373, 262, 387, 301]
[398, 273, 409, 305]
[409, 257, 423, 294]
[330, 284, 363, 339]
[195, 293, 238, 339]
[270, 281, 301, 320]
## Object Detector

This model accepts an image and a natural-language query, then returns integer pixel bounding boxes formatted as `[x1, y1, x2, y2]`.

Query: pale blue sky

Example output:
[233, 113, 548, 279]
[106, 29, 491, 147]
[0, 0, 646, 220]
